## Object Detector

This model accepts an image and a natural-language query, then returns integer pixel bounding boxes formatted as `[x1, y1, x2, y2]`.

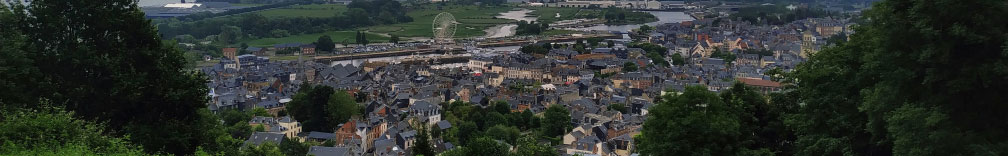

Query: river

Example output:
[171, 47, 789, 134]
[482, 9, 537, 39]
[483, 9, 694, 38]
[139, 0, 180, 7]
[564, 11, 694, 32]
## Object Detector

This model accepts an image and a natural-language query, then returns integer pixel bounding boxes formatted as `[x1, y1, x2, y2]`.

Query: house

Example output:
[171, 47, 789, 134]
[301, 44, 316, 56]
[307, 146, 351, 156]
[245, 132, 284, 146]
[735, 77, 782, 94]
[223, 48, 237, 60]
[246, 47, 265, 56]
[410, 101, 442, 126]
[306, 131, 335, 142]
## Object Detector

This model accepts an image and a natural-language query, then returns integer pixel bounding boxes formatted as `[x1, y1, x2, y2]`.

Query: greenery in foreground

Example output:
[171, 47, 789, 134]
[637, 0, 1008, 155]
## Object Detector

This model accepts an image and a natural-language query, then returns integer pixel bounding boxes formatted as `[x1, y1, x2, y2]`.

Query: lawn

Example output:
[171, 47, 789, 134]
[256, 4, 347, 18]
[230, 3, 264, 7]
[363, 4, 516, 38]
[527, 7, 581, 25]
[243, 31, 389, 47]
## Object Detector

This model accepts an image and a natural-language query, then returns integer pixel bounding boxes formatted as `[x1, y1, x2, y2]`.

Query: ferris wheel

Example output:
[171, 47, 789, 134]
[432, 12, 458, 42]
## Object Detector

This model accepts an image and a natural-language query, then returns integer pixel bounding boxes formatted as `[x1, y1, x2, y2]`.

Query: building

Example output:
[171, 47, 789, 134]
[736, 77, 782, 94]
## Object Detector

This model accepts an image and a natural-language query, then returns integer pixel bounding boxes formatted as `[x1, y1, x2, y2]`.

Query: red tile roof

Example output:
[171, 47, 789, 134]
[736, 77, 782, 88]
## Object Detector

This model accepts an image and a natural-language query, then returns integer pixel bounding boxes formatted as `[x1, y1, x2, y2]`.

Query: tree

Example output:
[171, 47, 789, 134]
[254, 124, 266, 132]
[486, 125, 520, 145]
[671, 53, 686, 65]
[623, 62, 638, 72]
[608, 104, 626, 113]
[514, 135, 559, 156]
[326, 90, 359, 127]
[637, 25, 653, 34]
[251, 107, 271, 117]
[286, 85, 335, 132]
[789, 0, 1008, 155]
[270, 29, 290, 38]
[218, 25, 243, 44]
[286, 85, 360, 132]
[466, 137, 508, 156]
[389, 34, 400, 44]
[0, 104, 146, 155]
[452, 121, 478, 145]
[279, 137, 309, 156]
[2, 0, 215, 154]
[493, 101, 511, 114]
[485, 112, 508, 129]
[413, 124, 435, 156]
[355, 31, 369, 45]
[315, 35, 335, 52]
[541, 104, 571, 137]
[636, 86, 743, 155]
[710, 48, 736, 63]
[519, 44, 550, 55]
[242, 142, 284, 156]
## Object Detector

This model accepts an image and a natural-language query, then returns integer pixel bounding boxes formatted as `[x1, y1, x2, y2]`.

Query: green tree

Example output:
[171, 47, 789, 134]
[279, 137, 309, 156]
[514, 134, 559, 156]
[637, 25, 653, 34]
[486, 125, 520, 145]
[355, 31, 369, 45]
[242, 142, 283, 156]
[413, 124, 435, 156]
[493, 101, 511, 114]
[254, 124, 266, 132]
[541, 104, 571, 137]
[389, 34, 400, 44]
[623, 62, 638, 72]
[485, 112, 508, 129]
[327, 90, 360, 127]
[286, 85, 336, 132]
[251, 107, 271, 117]
[608, 104, 626, 113]
[788, 0, 1008, 155]
[315, 35, 335, 52]
[452, 121, 478, 145]
[219, 25, 243, 44]
[671, 53, 686, 65]
[636, 86, 743, 155]
[0, 104, 146, 155]
[466, 137, 509, 156]
[287, 85, 361, 132]
[2, 0, 215, 154]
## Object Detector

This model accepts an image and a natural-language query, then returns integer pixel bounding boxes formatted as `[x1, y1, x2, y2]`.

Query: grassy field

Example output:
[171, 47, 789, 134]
[527, 7, 581, 25]
[256, 4, 347, 18]
[243, 31, 388, 47]
[230, 3, 264, 7]
[363, 5, 516, 38]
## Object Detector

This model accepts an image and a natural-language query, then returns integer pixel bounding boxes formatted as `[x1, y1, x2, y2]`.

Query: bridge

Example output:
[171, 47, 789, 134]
[311, 33, 620, 63]
[313, 46, 464, 62]
[476, 33, 622, 47]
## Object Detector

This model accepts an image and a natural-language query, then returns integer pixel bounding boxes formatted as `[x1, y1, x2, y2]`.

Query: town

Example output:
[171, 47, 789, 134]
[200, 2, 855, 155]
[7, 0, 1008, 155]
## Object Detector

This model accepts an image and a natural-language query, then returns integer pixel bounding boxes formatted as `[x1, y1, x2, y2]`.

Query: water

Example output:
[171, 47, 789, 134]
[139, 0, 181, 7]
[483, 9, 537, 39]
[565, 11, 694, 32]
